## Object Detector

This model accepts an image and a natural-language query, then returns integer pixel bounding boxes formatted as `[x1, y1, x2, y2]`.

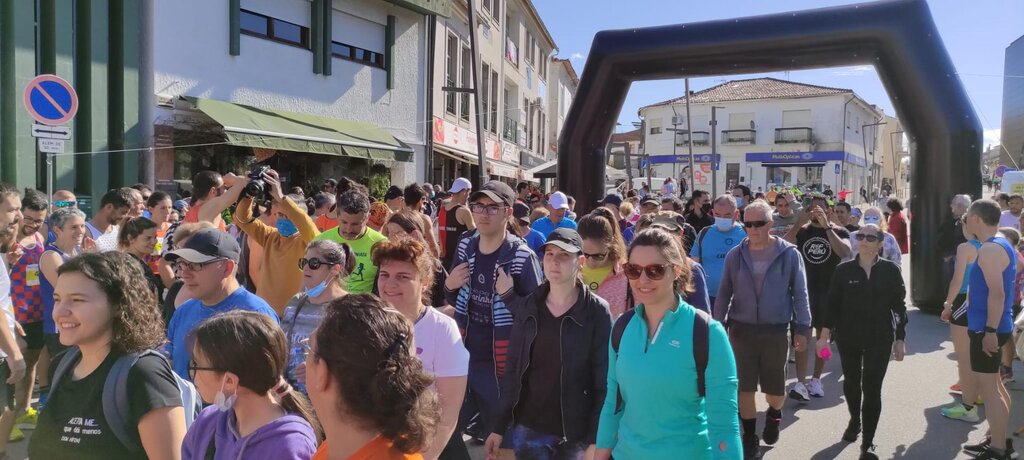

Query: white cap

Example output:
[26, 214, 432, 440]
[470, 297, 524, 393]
[548, 191, 569, 210]
[449, 177, 472, 193]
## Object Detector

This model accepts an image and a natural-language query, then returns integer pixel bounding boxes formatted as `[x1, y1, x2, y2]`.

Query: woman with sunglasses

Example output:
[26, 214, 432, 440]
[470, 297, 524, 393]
[485, 228, 611, 460]
[183, 311, 319, 460]
[373, 239, 470, 460]
[818, 223, 907, 460]
[596, 228, 740, 460]
[282, 240, 355, 394]
[40, 207, 87, 357]
[306, 294, 439, 459]
[577, 211, 630, 318]
[848, 207, 902, 265]
[29, 252, 186, 460]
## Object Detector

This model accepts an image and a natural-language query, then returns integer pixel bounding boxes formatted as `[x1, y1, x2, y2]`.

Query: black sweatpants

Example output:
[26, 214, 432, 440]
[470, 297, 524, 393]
[837, 338, 892, 446]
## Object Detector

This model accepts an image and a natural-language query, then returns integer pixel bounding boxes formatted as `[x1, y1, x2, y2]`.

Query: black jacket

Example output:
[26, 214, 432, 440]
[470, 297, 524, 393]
[492, 282, 612, 444]
[824, 256, 908, 344]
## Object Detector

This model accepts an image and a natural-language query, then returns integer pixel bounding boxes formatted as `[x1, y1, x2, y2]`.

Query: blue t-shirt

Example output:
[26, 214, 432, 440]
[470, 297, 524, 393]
[967, 236, 1016, 333]
[523, 229, 546, 255]
[531, 216, 578, 239]
[689, 223, 746, 299]
[466, 249, 499, 366]
[167, 287, 279, 380]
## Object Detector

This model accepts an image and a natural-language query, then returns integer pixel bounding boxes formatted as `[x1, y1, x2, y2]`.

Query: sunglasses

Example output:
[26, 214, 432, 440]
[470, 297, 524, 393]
[744, 220, 769, 228]
[622, 263, 673, 281]
[583, 251, 608, 261]
[855, 233, 881, 243]
[299, 257, 338, 270]
[53, 200, 76, 208]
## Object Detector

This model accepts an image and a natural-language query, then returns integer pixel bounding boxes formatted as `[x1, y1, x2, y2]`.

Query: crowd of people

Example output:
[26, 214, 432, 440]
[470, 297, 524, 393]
[0, 169, 1018, 460]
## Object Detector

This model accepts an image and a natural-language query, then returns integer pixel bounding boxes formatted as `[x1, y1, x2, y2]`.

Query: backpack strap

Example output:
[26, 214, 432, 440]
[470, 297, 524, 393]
[696, 227, 710, 261]
[103, 350, 165, 452]
[49, 347, 82, 394]
[692, 308, 711, 398]
[611, 309, 637, 414]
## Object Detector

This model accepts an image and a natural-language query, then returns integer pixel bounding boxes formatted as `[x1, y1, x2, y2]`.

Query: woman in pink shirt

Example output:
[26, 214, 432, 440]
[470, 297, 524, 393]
[886, 198, 909, 254]
[578, 210, 630, 319]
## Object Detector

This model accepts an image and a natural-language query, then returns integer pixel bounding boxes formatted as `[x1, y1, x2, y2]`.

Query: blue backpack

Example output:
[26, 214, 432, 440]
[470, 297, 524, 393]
[50, 348, 202, 451]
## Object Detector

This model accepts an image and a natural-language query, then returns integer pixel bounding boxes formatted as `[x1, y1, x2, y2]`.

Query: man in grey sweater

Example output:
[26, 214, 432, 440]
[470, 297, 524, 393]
[714, 200, 812, 460]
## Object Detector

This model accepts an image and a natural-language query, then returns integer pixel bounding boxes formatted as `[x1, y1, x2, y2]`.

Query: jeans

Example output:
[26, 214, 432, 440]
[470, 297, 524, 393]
[509, 424, 587, 460]
[837, 339, 892, 446]
[458, 363, 501, 435]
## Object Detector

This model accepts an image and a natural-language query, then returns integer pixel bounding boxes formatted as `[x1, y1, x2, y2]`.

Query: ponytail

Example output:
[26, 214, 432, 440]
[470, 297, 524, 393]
[274, 379, 323, 442]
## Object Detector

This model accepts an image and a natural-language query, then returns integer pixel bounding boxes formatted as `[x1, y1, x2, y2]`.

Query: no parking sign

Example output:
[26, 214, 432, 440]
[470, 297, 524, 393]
[23, 74, 78, 126]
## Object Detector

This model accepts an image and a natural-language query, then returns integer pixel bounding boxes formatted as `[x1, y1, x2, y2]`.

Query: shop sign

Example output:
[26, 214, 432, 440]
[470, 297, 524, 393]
[433, 117, 501, 161]
[501, 141, 519, 164]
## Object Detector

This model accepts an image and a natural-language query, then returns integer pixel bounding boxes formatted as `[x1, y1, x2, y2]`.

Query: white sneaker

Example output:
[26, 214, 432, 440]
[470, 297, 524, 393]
[789, 382, 810, 402]
[808, 378, 825, 398]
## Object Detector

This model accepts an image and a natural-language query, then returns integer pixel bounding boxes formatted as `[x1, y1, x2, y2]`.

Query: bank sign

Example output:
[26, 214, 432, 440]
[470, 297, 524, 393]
[745, 151, 867, 168]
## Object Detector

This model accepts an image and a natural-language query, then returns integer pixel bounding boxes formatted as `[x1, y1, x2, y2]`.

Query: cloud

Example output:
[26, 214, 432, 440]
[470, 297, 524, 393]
[570, 52, 583, 61]
[984, 128, 1001, 147]
[832, 65, 873, 77]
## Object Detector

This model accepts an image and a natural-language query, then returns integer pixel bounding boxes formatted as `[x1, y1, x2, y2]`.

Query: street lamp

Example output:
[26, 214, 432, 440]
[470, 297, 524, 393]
[710, 106, 726, 197]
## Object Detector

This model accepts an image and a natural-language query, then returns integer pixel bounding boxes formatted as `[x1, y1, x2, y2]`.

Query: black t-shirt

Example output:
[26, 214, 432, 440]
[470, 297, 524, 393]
[796, 225, 850, 295]
[517, 305, 564, 436]
[466, 249, 500, 365]
[29, 351, 183, 460]
[845, 224, 861, 233]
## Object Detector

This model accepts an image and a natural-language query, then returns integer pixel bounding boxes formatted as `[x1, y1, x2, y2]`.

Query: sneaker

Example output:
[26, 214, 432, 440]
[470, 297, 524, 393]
[16, 407, 37, 430]
[843, 420, 861, 443]
[789, 382, 810, 402]
[1002, 365, 1016, 384]
[742, 432, 761, 459]
[7, 427, 23, 443]
[1006, 439, 1018, 460]
[762, 411, 781, 446]
[965, 437, 992, 455]
[974, 447, 1011, 460]
[808, 378, 825, 398]
[951, 383, 962, 393]
[859, 444, 879, 460]
[941, 403, 980, 423]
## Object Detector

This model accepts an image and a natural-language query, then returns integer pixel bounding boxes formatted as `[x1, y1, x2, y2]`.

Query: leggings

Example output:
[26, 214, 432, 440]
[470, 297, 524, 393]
[837, 338, 892, 446]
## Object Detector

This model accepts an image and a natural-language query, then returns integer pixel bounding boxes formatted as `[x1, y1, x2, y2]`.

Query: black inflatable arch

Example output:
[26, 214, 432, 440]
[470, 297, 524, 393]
[559, 0, 981, 309]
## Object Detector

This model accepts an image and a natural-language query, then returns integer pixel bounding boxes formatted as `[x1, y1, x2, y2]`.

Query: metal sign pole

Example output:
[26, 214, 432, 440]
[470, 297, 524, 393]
[46, 152, 54, 208]
[685, 78, 695, 196]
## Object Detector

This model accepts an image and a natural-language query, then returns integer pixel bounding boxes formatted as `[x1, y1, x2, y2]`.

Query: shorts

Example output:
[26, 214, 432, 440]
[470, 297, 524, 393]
[21, 322, 44, 351]
[969, 332, 1011, 374]
[44, 333, 67, 358]
[949, 293, 969, 328]
[808, 290, 826, 329]
[729, 327, 790, 396]
[0, 361, 14, 411]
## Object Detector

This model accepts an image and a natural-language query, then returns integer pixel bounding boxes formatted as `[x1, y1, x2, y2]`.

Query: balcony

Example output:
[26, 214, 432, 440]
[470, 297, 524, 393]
[722, 129, 756, 144]
[503, 117, 518, 142]
[775, 127, 812, 144]
[676, 131, 710, 146]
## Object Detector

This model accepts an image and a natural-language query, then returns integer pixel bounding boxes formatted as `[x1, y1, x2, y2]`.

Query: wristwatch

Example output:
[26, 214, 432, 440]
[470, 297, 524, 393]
[942, 301, 953, 309]
[984, 326, 998, 333]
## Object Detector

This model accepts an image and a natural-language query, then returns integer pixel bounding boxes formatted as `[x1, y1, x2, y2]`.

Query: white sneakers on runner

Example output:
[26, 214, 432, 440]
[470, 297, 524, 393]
[808, 378, 825, 398]
[789, 382, 810, 402]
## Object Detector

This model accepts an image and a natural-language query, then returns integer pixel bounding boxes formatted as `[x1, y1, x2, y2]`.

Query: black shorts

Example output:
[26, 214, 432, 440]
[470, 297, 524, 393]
[730, 328, 790, 395]
[808, 290, 826, 329]
[950, 293, 969, 328]
[21, 322, 43, 351]
[969, 332, 1011, 374]
[0, 361, 14, 411]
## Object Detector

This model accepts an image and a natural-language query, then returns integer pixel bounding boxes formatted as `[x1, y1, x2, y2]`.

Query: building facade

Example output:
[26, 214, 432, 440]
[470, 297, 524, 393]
[428, 0, 556, 188]
[1001, 35, 1024, 169]
[878, 115, 909, 197]
[639, 78, 884, 199]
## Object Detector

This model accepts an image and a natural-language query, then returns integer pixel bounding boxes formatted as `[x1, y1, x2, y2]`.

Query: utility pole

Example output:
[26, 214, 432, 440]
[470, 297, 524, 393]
[442, 0, 488, 186]
[710, 106, 724, 197]
[862, 120, 886, 200]
[684, 78, 695, 197]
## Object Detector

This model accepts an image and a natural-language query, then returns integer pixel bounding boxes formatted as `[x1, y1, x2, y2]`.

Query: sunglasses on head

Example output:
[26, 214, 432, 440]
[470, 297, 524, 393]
[53, 200, 76, 208]
[299, 257, 338, 270]
[855, 233, 881, 242]
[744, 220, 769, 229]
[622, 263, 673, 281]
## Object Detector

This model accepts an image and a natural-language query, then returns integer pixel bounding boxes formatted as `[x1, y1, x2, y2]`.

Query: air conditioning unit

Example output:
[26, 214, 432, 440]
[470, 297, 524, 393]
[671, 116, 684, 125]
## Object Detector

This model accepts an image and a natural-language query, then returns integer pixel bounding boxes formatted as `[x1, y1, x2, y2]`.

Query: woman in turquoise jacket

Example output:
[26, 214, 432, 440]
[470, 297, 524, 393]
[596, 228, 742, 460]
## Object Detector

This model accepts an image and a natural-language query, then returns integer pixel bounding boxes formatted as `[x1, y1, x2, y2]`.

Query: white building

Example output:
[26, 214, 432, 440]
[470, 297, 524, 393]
[639, 78, 884, 198]
[428, 0, 557, 187]
[153, 0, 443, 193]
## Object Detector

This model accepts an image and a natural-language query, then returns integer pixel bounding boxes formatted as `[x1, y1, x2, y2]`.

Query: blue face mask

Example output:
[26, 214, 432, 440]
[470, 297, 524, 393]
[735, 197, 745, 208]
[305, 278, 329, 298]
[276, 218, 298, 237]
[714, 217, 734, 231]
[863, 216, 881, 226]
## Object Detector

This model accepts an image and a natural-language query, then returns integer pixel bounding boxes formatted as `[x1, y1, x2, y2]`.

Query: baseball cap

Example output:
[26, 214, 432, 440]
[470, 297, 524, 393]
[542, 228, 583, 254]
[163, 228, 241, 263]
[449, 177, 472, 193]
[851, 207, 863, 219]
[651, 215, 683, 232]
[600, 194, 623, 207]
[470, 180, 515, 207]
[172, 200, 190, 212]
[641, 198, 660, 207]
[513, 202, 532, 225]
[384, 185, 403, 201]
[548, 191, 569, 210]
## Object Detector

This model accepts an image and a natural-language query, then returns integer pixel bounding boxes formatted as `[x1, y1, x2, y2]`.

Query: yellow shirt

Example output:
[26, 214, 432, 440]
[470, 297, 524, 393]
[582, 264, 614, 292]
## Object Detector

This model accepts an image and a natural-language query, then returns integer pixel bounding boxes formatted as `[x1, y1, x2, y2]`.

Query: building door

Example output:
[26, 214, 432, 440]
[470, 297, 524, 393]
[726, 163, 740, 189]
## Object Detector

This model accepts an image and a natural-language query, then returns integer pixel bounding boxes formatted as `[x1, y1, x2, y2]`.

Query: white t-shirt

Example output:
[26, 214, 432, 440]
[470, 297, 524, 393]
[413, 307, 469, 378]
[86, 222, 120, 252]
[0, 256, 19, 358]
[999, 211, 1021, 230]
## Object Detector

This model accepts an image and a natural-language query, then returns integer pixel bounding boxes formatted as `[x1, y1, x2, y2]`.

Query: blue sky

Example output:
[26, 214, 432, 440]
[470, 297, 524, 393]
[534, 0, 1023, 147]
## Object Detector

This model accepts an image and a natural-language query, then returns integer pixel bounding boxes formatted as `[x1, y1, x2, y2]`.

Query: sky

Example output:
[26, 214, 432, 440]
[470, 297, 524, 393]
[533, 0, 1023, 147]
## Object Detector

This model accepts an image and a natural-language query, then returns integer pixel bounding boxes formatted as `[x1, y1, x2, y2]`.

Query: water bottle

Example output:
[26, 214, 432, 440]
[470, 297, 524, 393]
[288, 344, 307, 395]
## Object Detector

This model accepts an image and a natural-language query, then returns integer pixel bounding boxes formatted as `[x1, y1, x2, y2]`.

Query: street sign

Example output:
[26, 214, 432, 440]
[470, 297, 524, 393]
[23, 74, 78, 126]
[38, 138, 65, 154]
[835, 164, 841, 174]
[31, 124, 71, 140]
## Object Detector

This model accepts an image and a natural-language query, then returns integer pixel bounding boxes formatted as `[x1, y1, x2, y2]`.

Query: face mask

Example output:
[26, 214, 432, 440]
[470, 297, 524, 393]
[214, 375, 237, 412]
[735, 197, 745, 207]
[276, 218, 298, 237]
[701, 203, 712, 213]
[305, 278, 330, 298]
[863, 216, 881, 226]
[714, 217, 734, 231]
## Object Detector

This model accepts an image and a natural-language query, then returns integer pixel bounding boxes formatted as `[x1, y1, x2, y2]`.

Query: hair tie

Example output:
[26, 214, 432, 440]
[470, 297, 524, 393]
[273, 377, 292, 397]
[377, 333, 408, 371]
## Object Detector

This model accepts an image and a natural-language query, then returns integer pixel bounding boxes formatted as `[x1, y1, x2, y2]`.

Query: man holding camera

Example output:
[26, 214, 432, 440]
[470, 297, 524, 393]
[232, 169, 320, 315]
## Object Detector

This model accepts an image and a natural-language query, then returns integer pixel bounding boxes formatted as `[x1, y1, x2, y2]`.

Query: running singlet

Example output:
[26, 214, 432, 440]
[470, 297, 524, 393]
[41, 243, 75, 334]
[438, 204, 468, 269]
[11, 234, 45, 323]
[966, 236, 1017, 333]
[183, 202, 227, 232]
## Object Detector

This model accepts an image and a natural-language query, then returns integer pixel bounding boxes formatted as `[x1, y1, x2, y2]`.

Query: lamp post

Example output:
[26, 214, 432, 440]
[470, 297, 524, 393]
[710, 106, 726, 197]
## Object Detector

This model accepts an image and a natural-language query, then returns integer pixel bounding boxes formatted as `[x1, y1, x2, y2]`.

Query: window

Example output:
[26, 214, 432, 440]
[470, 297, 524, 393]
[481, 63, 490, 131]
[239, 10, 310, 49]
[490, 69, 499, 134]
[649, 118, 663, 135]
[460, 45, 471, 122]
[526, 98, 533, 149]
[493, 0, 501, 24]
[445, 34, 458, 115]
[330, 41, 384, 68]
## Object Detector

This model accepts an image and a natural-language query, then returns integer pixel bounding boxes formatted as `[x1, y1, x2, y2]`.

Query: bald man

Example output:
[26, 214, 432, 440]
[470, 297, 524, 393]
[40, 190, 76, 243]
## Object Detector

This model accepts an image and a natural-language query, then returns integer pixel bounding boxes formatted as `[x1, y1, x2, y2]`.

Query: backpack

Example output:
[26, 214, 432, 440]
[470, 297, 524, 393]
[50, 348, 203, 452]
[610, 307, 711, 414]
[695, 226, 711, 261]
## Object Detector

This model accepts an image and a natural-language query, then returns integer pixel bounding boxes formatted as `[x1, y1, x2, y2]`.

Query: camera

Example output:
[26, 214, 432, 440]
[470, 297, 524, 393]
[243, 165, 271, 198]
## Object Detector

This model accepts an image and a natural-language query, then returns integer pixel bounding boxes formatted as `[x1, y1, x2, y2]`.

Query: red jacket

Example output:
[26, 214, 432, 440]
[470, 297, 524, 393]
[888, 212, 909, 254]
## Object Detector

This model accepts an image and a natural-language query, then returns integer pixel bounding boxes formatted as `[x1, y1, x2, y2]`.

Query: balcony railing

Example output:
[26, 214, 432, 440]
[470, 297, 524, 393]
[503, 117, 518, 142]
[775, 127, 812, 144]
[676, 131, 710, 146]
[722, 129, 756, 144]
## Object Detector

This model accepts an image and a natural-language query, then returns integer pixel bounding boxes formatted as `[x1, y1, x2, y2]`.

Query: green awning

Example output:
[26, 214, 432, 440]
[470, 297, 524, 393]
[186, 97, 414, 162]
